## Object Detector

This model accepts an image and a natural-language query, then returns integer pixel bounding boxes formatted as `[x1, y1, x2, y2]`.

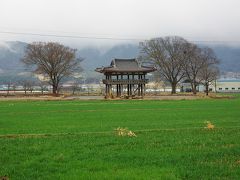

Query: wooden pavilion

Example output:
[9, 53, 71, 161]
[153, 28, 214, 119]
[95, 58, 156, 98]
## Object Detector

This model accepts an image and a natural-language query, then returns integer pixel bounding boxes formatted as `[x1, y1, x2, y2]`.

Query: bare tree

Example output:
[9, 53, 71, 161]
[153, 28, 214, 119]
[71, 80, 80, 95]
[38, 80, 48, 95]
[28, 81, 35, 94]
[152, 74, 161, 95]
[199, 66, 219, 96]
[22, 42, 82, 95]
[12, 83, 17, 94]
[22, 80, 31, 95]
[140, 36, 187, 94]
[6, 81, 12, 95]
[98, 80, 105, 95]
[183, 43, 206, 94]
[86, 84, 93, 95]
[198, 48, 220, 96]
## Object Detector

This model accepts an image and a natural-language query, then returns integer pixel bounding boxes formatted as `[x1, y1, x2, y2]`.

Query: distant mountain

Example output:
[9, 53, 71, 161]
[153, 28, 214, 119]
[0, 41, 240, 80]
[207, 45, 240, 72]
[0, 41, 27, 71]
[79, 44, 139, 71]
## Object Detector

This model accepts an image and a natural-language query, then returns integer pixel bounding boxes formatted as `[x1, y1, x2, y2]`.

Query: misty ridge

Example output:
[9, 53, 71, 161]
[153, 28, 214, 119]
[0, 41, 240, 79]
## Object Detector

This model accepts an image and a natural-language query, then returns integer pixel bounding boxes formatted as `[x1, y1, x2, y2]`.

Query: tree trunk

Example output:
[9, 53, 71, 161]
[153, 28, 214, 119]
[171, 82, 177, 94]
[52, 85, 58, 95]
[191, 83, 197, 95]
[51, 76, 59, 96]
[205, 83, 209, 96]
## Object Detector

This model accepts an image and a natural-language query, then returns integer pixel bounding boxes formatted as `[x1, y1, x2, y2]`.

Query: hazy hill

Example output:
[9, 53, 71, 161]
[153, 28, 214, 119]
[209, 45, 240, 72]
[79, 44, 240, 73]
[0, 41, 239, 80]
[0, 41, 27, 71]
[79, 44, 139, 71]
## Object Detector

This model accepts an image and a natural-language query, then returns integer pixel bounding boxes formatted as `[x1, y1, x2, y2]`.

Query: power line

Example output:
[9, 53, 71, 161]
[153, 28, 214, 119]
[1, 30, 240, 44]
[0, 31, 143, 41]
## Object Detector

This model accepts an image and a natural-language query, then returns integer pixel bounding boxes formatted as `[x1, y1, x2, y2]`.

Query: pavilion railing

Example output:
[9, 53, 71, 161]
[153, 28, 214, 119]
[102, 79, 149, 85]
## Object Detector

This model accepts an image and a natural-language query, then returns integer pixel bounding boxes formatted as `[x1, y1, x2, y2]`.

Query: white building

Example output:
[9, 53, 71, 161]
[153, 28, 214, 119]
[181, 79, 240, 93]
[213, 80, 240, 93]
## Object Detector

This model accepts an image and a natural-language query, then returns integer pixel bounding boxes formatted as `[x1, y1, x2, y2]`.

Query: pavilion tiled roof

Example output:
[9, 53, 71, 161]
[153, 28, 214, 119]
[95, 58, 156, 73]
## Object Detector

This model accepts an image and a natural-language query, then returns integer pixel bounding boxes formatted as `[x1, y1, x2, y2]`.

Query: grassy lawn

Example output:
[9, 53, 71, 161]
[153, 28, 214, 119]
[0, 96, 240, 179]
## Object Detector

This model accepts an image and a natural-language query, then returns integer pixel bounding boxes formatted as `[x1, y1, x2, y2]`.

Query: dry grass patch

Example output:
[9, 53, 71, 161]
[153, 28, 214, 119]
[204, 121, 215, 130]
[114, 127, 137, 137]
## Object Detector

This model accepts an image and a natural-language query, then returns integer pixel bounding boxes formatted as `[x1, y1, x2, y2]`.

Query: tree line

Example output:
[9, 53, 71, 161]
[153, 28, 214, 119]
[0, 80, 49, 95]
[140, 36, 219, 95]
[16, 36, 219, 96]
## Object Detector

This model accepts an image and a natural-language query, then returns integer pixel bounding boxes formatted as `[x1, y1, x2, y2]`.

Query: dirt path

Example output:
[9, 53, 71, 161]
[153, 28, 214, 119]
[0, 95, 202, 101]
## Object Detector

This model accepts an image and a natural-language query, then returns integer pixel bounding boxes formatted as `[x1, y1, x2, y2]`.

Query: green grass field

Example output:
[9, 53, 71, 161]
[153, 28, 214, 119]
[1, 96, 240, 179]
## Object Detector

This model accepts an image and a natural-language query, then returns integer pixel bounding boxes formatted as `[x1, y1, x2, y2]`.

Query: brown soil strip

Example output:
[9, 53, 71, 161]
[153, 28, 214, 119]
[0, 106, 236, 116]
[1, 126, 235, 139]
[0, 108, 202, 115]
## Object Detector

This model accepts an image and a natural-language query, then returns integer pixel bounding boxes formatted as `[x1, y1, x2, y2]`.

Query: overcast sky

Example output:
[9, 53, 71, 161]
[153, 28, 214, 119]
[0, 0, 240, 47]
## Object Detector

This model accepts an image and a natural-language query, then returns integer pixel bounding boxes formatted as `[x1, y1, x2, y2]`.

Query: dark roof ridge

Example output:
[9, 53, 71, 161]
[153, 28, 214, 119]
[114, 58, 136, 60]
[95, 58, 156, 73]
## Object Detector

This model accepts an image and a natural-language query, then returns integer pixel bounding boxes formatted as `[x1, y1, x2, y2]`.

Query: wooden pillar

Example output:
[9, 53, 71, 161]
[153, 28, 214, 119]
[139, 84, 141, 96]
[143, 84, 146, 96]
[105, 84, 107, 96]
[110, 85, 112, 95]
[127, 74, 130, 96]
[106, 74, 111, 98]
[105, 74, 108, 97]
[137, 74, 140, 96]
[120, 74, 123, 97]
[132, 84, 134, 95]
[106, 84, 110, 98]
[143, 74, 146, 97]
[119, 84, 121, 97]
[138, 84, 140, 96]
[129, 84, 132, 96]
[116, 84, 118, 97]
[117, 84, 120, 97]
[116, 75, 119, 97]
[120, 84, 123, 97]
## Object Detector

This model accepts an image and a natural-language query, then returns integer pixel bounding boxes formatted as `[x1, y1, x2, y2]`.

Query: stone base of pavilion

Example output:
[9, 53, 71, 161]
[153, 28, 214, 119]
[105, 94, 144, 99]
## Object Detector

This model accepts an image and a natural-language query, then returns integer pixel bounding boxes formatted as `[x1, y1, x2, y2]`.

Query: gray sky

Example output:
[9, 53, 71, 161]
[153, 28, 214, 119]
[0, 0, 240, 47]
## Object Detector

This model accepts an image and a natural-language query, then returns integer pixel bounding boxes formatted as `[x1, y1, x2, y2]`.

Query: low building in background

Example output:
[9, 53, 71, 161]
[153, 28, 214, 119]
[213, 79, 240, 93]
[180, 79, 240, 93]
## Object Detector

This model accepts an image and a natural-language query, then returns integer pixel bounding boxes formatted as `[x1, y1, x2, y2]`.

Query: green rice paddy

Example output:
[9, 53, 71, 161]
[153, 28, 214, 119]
[0, 96, 240, 179]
